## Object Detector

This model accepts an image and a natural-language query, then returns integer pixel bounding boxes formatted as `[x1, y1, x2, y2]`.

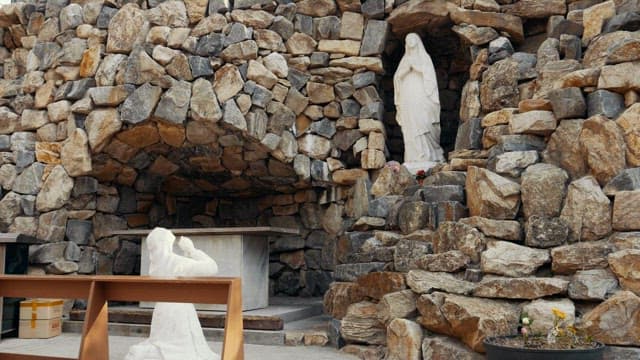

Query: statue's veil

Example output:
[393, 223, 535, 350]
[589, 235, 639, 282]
[394, 33, 440, 107]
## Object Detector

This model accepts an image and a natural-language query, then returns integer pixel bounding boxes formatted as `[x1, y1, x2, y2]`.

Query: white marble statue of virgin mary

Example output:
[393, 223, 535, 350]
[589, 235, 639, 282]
[124, 227, 220, 360]
[394, 33, 445, 172]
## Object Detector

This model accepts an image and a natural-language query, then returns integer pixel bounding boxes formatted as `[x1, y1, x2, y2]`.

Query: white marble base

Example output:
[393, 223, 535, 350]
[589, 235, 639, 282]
[140, 234, 268, 311]
[403, 161, 441, 175]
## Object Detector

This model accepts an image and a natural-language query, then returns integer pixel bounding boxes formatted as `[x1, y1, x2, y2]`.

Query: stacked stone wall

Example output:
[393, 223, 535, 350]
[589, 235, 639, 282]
[325, 0, 640, 358]
[0, 0, 396, 296]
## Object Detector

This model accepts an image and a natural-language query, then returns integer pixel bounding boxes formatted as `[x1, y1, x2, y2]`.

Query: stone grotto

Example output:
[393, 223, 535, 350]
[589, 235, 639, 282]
[0, 0, 639, 358]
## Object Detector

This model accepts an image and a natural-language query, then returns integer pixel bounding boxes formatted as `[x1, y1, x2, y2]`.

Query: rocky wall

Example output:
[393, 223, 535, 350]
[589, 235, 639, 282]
[325, 0, 640, 359]
[0, 0, 397, 295]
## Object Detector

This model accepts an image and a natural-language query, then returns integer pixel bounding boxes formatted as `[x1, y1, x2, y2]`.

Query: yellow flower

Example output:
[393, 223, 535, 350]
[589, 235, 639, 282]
[552, 307, 567, 320]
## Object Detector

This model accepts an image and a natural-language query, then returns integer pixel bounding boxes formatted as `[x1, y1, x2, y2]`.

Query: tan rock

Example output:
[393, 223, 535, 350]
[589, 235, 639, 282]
[598, 61, 640, 93]
[106, 4, 148, 54]
[184, 0, 208, 24]
[551, 240, 612, 274]
[422, 336, 484, 360]
[79, 46, 100, 78]
[460, 80, 481, 122]
[253, 29, 284, 51]
[303, 331, 328, 346]
[318, 40, 361, 56]
[230, 10, 273, 29]
[606, 38, 640, 65]
[480, 58, 520, 112]
[285, 32, 317, 55]
[616, 104, 640, 166]
[296, 134, 330, 160]
[47, 101, 71, 123]
[377, 290, 417, 325]
[521, 163, 568, 220]
[341, 301, 386, 345]
[166, 53, 193, 81]
[191, 14, 227, 37]
[356, 272, 406, 300]
[466, 166, 520, 220]
[307, 82, 335, 104]
[481, 108, 516, 127]
[36, 165, 74, 212]
[247, 60, 277, 89]
[157, 122, 185, 147]
[387, 319, 423, 360]
[387, 0, 451, 37]
[434, 221, 485, 263]
[220, 40, 258, 63]
[584, 31, 640, 69]
[213, 64, 243, 103]
[84, 108, 122, 153]
[502, 0, 566, 18]
[481, 240, 550, 277]
[460, 216, 521, 241]
[555, 68, 600, 89]
[60, 129, 91, 177]
[449, 7, 524, 43]
[509, 110, 557, 136]
[329, 57, 384, 73]
[581, 291, 640, 346]
[569, 269, 619, 301]
[361, 149, 385, 169]
[340, 12, 364, 40]
[416, 251, 471, 273]
[332, 169, 368, 185]
[407, 270, 476, 296]
[296, 0, 336, 17]
[560, 176, 611, 242]
[543, 119, 587, 180]
[341, 345, 385, 359]
[116, 124, 160, 149]
[612, 191, 640, 231]
[35, 142, 61, 165]
[370, 164, 416, 197]
[473, 276, 569, 300]
[582, 0, 616, 46]
[609, 249, 640, 295]
[417, 292, 519, 352]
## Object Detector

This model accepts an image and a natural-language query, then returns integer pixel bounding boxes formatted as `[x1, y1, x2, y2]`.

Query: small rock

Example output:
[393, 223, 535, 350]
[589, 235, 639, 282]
[474, 276, 568, 300]
[466, 166, 520, 220]
[407, 270, 475, 295]
[387, 319, 423, 360]
[551, 240, 612, 274]
[560, 176, 612, 242]
[569, 269, 619, 300]
[481, 240, 550, 277]
[581, 291, 640, 346]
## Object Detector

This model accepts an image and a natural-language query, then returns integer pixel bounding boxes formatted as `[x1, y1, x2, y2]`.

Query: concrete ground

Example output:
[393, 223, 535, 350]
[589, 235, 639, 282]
[0, 333, 358, 360]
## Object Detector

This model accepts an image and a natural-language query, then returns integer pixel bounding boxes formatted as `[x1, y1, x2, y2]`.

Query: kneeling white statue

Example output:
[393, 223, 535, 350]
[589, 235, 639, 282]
[125, 227, 220, 360]
[394, 32, 445, 174]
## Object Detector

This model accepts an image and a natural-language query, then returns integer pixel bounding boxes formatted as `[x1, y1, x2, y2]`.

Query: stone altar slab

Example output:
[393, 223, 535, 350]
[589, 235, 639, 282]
[110, 227, 299, 311]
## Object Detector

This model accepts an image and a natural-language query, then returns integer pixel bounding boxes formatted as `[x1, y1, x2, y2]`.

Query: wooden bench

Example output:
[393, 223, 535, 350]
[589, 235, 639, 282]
[0, 275, 243, 360]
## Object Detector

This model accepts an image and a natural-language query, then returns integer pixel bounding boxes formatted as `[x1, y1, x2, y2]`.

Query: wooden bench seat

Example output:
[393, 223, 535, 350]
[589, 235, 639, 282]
[0, 275, 243, 360]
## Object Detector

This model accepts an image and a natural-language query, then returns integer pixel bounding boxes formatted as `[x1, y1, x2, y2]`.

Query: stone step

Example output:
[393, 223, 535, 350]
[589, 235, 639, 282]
[62, 297, 324, 346]
[62, 321, 287, 345]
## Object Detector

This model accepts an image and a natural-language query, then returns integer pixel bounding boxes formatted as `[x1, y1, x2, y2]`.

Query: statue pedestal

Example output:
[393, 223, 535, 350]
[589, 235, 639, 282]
[403, 161, 441, 175]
